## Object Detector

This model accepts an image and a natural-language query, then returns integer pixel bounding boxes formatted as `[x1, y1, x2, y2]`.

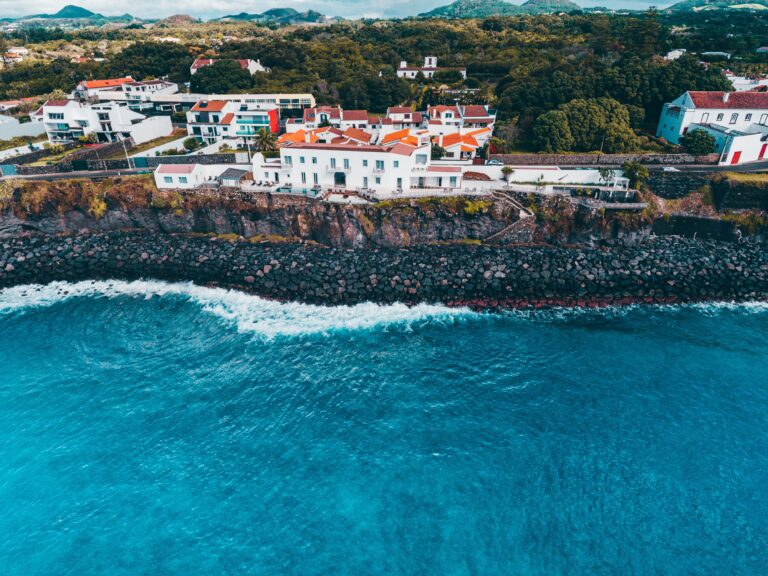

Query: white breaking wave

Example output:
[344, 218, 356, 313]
[0, 280, 479, 338]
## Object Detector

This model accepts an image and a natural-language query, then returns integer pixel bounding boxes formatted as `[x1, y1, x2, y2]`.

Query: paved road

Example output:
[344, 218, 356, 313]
[1, 168, 152, 181]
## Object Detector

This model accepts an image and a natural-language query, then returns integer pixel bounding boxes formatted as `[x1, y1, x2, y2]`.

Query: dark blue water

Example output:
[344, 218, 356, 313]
[1, 280, 767, 575]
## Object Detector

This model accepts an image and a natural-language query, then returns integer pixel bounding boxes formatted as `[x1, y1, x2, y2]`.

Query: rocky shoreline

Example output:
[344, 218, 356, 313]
[1, 231, 767, 310]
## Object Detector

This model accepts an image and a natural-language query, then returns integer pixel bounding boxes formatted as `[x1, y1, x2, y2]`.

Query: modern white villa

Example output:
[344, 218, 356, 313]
[186, 100, 279, 145]
[396, 56, 467, 80]
[34, 100, 173, 145]
[656, 91, 768, 165]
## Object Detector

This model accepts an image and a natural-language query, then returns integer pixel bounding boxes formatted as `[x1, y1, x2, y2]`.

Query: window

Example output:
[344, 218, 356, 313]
[730, 113, 738, 125]
[397, 177, 403, 189]
[716, 113, 724, 122]
[301, 172, 306, 184]
[449, 176, 457, 187]
[285, 156, 292, 165]
[330, 158, 337, 168]
[363, 176, 368, 188]
[47, 113, 64, 120]
[313, 173, 318, 184]
[394, 160, 399, 168]
[179, 177, 188, 184]
[375, 160, 384, 171]
[761, 114, 768, 126]
[163, 176, 173, 184]
[312, 157, 317, 164]
[343, 159, 350, 169]
[746, 114, 753, 122]
[415, 154, 427, 164]
[363, 159, 368, 167]
[375, 177, 381, 184]
[300, 156, 305, 164]
[701, 113, 709, 123]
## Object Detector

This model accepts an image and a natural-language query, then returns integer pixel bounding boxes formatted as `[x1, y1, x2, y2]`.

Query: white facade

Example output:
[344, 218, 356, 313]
[397, 56, 467, 80]
[122, 80, 179, 110]
[40, 100, 173, 145]
[154, 164, 206, 189]
[255, 142, 465, 193]
[186, 100, 279, 146]
[664, 49, 687, 61]
[73, 77, 135, 100]
[687, 123, 768, 165]
[93, 90, 315, 113]
[656, 91, 768, 145]
[725, 73, 768, 93]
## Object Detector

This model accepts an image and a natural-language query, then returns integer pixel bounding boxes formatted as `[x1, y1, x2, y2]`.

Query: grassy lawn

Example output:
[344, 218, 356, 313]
[28, 146, 89, 166]
[96, 129, 187, 159]
[722, 172, 768, 183]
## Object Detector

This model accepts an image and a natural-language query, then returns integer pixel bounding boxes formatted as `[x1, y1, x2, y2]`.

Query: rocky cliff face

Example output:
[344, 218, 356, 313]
[0, 191, 519, 249]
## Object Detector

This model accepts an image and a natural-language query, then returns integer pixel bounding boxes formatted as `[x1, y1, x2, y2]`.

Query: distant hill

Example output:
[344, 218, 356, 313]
[216, 8, 329, 24]
[15, 4, 138, 22]
[419, 0, 581, 18]
[155, 14, 200, 26]
[666, 0, 768, 11]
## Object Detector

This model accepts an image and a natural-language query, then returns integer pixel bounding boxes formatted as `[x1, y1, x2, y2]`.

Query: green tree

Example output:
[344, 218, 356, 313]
[254, 128, 277, 152]
[433, 70, 464, 84]
[679, 129, 716, 155]
[431, 143, 446, 160]
[183, 137, 199, 151]
[190, 60, 253, 94]
[621, 161, 649, 189]
[532, 110, 575, 153]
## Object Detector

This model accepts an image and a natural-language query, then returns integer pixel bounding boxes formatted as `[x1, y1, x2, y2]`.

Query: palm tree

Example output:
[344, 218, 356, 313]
[253, 128, 277, 153]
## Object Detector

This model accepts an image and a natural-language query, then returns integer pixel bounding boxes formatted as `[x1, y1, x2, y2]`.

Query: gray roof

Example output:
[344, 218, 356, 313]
[219, 168, 249, 181]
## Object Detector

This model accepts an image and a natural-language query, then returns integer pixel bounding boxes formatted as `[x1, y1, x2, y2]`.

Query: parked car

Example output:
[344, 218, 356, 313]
[486, 159, 503, 166]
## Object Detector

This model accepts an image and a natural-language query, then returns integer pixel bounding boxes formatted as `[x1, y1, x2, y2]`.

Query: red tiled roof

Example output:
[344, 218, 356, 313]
[341, 110, 369, 122]
[343, 127, 372, 143]
[687, 91, 768, 109]
[387, 106, 412, 114]
[220, 112, 235, 125]
[461, 105, 490, 117]
[44, 99, 71, 107]
[304, 106, 342, 122]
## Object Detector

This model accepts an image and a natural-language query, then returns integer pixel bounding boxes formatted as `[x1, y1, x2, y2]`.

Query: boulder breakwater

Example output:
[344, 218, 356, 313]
[1, 232, 767, 309]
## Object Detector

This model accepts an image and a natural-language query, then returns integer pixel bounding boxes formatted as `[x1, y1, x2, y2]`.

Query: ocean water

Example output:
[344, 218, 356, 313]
[1, 281, 767, 575]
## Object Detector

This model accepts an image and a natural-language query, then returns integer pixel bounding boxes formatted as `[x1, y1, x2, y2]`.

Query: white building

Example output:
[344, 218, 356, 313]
[154, 164, 206, 189]
[426, 104, 496, 137]
[285, 106, 370, 133]
[73, 77, 135, 100]
[664, 49, 687, 61]
[256, 140, 465, 193]
[186, 100, 279, 146]
[657, 91, 768, 165]
[725, 72, 768, 93]
[397, 56, 467, 80]
[121, 80, 179, 111]
[92, 90, 315, 113]
[37, 100, 173, 145]
[190, 58, 270, 76]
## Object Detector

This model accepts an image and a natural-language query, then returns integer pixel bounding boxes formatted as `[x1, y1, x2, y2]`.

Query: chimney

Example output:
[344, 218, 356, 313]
[399, 60, 407, 69]
[723, 92, 730, 103]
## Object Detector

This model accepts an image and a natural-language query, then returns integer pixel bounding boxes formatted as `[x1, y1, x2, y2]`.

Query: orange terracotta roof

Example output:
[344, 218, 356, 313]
[82, 77, 133, 89]
[343, 127, 372, 143]
[220, 112, 234, 125]
[191, 100, 228, 112]
[381, 128, 411, 144]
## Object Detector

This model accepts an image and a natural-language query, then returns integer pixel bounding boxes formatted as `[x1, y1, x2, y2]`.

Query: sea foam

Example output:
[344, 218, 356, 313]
[0, 280, 479, 338]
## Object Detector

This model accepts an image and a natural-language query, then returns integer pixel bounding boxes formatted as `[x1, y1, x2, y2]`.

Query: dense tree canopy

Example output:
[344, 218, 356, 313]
[190, 60, 254, 93]
[679, 129, 717, 155]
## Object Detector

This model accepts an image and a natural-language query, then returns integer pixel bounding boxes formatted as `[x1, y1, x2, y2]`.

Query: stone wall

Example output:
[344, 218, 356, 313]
[0, 232, 766, 310]
[646, 171, 713, 199]
[14, 140, 136, 175]
[490, 153, 719, 166]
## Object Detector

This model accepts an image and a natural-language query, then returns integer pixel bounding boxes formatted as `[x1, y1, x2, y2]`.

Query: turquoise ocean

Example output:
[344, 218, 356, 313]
[0, 280, 766, 574]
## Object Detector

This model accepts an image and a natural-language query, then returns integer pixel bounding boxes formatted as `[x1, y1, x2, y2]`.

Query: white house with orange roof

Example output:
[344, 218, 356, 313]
[190, 58, 269, 76]
[73, 77, 135, 100]
[286, 106, 371, 133]
[256, 135, 467, 195]
[427, 104, 496, 136]
[433, 132, 482, 160]
[186, 99, 279, 145]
